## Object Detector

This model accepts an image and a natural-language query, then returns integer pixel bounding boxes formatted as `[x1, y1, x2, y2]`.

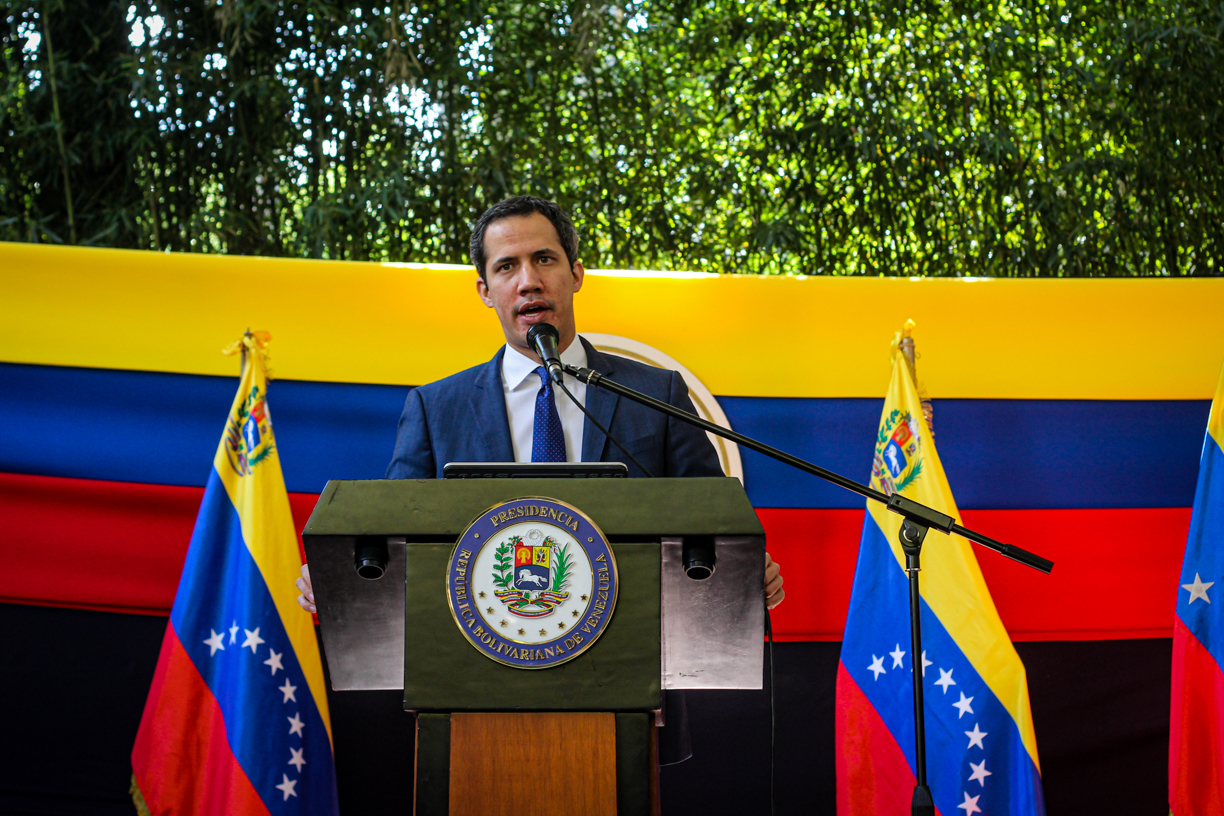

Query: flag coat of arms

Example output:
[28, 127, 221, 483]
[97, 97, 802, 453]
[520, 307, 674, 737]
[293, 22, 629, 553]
[131, 333, 339, 816]
[1169, 362, 1224, 816]
[836, 330, 1045, 815]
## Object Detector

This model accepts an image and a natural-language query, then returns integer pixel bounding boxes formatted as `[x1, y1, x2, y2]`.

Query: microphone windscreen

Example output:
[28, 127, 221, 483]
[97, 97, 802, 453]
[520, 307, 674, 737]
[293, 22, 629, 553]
[526, 323, 560, 346]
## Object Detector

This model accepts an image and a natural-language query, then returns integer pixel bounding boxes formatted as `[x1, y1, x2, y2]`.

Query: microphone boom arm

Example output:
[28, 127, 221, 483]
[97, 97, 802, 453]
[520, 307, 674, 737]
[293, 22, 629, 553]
[563, 364, 1053, 574]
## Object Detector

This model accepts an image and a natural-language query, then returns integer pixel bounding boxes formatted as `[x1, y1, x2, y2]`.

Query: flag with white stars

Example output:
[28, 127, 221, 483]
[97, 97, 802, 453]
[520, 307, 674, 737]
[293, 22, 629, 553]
[131, 332, 339, 816]
[1170, 360, 1224, 816]
[835, 325, 1045, 815]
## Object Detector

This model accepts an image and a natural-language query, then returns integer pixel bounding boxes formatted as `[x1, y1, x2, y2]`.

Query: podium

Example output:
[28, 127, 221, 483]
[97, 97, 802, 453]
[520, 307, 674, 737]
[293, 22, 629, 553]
[303, 476, 765, 815]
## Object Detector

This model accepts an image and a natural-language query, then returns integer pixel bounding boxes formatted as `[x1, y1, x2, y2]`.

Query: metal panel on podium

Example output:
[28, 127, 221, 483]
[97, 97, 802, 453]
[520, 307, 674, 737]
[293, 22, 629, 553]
[303, 476, 764, 816]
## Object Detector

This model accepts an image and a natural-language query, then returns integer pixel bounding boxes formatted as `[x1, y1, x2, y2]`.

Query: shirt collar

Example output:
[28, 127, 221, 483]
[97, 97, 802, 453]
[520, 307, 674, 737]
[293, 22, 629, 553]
[502, 335, 589, 391]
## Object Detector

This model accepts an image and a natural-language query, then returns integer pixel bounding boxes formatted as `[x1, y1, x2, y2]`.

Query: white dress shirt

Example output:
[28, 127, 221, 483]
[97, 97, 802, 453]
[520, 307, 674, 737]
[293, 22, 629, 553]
[501, 337, 589, 462]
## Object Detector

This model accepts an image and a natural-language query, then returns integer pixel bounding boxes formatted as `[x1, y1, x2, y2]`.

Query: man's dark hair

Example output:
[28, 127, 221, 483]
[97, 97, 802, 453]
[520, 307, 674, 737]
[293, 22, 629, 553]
[469, 196, 580, 282]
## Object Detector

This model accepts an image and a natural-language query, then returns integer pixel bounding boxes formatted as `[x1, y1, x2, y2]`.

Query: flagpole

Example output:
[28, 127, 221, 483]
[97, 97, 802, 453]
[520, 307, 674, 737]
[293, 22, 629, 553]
[899, 332, 916, 379]
[899, 338, 934, 816]
[239, 328, 253, 377]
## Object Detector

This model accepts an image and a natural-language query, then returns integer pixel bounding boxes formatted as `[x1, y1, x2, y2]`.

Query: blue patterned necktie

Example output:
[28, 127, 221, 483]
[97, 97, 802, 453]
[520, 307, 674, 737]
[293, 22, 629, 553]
[531, 366, 567, 462]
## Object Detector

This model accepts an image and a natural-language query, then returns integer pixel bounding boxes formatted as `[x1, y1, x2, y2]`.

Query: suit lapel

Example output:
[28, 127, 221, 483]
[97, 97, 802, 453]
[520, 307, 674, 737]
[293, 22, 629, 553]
[580, 337, 620, 462]
[470, 347, 515, 462]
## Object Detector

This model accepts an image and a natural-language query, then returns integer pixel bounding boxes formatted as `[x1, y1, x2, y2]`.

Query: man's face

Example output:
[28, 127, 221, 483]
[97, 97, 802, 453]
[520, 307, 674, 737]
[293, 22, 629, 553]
[476, 212, 585, 360]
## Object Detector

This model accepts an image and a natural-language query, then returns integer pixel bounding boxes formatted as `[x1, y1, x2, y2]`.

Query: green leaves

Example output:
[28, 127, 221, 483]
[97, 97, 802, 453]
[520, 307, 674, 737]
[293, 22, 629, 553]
[550, 542, 572, 593]
[247, 443, 275, 466]
[1, 0, 1220, 276]
[893, 460, 923, 493]
[492, 537, 513, 588]
[878, 409, 902, 447]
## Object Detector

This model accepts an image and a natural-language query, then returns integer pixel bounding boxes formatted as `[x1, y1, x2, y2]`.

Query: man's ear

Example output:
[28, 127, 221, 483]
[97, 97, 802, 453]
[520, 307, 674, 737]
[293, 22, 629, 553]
[571, 260, 585, 293]
[475, 275, 493, 307]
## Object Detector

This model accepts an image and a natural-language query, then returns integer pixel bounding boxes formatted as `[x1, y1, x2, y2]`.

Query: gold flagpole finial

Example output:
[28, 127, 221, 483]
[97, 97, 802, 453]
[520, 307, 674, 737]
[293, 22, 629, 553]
[222, 329, 273, 378]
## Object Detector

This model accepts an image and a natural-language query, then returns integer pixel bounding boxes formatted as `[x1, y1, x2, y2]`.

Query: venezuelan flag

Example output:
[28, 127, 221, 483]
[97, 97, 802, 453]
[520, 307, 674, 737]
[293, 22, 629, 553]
[1169, 361, 1224, 816]
[131, 333, 338, 816]
[836, 326, 1044, 815]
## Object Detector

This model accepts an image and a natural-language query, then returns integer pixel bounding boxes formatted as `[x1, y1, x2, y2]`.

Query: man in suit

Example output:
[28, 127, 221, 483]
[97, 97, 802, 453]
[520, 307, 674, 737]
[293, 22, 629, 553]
[297, 194, 784, 606]
[383, 208, 726, 480]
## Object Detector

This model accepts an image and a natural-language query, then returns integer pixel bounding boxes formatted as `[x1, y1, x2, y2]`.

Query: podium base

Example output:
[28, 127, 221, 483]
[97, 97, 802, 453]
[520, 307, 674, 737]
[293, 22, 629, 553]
[414, 712, 658, 816]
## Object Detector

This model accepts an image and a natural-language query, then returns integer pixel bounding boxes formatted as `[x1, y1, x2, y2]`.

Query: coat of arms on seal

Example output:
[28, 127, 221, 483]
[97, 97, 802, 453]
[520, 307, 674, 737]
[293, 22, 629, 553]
[446, 497, 617, 669]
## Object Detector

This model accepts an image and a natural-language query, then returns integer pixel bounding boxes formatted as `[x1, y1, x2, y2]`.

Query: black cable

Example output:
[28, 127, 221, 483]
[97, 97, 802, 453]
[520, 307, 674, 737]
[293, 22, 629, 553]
[553, 375, 656, 478]
[766, 605, 776, 816]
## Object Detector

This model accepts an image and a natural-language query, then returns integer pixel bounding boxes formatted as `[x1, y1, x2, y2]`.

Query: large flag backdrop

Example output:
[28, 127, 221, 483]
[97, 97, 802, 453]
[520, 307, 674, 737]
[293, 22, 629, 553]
[1170, 362, 1224, 816]
[1, 243, 1217, 648]
[2, 245, 1214, 641]
[130, 333, 339, 816]
[837, 327, 1043, 815]
[0, 243, 1218, 639]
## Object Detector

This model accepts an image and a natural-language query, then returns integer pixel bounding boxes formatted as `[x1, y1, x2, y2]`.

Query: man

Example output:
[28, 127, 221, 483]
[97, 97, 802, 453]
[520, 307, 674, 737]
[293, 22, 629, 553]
[298, 196, 783, 607]
[383, 197, 737, 480]
[295, 196, 784, 763]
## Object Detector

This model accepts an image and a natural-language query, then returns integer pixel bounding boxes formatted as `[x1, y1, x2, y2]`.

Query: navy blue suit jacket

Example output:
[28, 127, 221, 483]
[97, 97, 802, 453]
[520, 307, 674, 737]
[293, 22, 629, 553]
[386, 337, 722, 479]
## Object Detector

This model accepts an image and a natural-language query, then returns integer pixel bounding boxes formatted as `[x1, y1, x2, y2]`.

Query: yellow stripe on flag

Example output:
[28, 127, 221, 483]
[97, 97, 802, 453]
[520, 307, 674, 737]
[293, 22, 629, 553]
[2, 241, 1223, 399]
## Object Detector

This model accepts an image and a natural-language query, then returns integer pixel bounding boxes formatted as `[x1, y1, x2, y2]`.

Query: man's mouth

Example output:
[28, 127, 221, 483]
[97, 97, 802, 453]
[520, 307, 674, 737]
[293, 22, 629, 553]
[517, 302, 551, 320]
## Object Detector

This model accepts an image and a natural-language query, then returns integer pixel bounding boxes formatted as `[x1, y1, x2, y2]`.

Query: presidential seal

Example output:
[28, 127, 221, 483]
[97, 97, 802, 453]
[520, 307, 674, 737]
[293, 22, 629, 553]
[446, 497, 617, 669]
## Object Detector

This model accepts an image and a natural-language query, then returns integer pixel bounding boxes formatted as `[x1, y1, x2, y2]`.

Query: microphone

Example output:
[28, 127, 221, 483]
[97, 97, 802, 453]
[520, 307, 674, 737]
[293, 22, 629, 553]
[528, 330, 656, 477]
[526, 323, 565, 384]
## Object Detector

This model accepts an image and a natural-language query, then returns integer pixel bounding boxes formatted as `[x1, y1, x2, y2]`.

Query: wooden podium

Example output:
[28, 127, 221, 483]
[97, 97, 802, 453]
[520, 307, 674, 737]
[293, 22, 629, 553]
[303, 477, 764, 815]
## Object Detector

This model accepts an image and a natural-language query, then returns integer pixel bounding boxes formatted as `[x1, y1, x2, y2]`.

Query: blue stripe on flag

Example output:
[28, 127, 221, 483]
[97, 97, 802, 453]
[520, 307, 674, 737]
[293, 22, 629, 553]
[0, 362, 1208, 508]
[1176, 432, 1224, 669]
[0, 362, 402, 493]
[840, 519, 1044, 815]
[720, 395, 1206, 509]
[170, 470, 338, 816]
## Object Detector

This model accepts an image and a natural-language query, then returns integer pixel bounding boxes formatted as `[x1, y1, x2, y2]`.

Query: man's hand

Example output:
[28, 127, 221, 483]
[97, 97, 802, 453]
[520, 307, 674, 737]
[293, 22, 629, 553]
[765, 552, 785, 609]
[296, 564, 316, 614]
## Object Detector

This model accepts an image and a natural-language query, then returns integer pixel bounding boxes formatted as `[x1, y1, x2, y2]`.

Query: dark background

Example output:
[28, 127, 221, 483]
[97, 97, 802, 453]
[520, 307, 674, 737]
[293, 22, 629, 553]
[0, 602, 1172, 815]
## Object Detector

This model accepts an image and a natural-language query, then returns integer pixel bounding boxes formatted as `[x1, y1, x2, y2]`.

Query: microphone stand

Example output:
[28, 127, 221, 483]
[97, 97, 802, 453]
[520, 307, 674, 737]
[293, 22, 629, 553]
[563, 363, 1053, 816]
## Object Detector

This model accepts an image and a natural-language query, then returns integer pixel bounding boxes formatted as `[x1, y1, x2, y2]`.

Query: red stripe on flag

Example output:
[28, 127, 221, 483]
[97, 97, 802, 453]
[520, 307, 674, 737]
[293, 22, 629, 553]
[131, 622, 271, 816]
[0, 472, 1192, 640]
[759, 506, 1190, 641]
[1169, 615, 1224, 816]
[965, 507, 1189, 641]
[835, 661, 932, 816]
[756, 508, 862, 641]
[0, 472, 317, 615]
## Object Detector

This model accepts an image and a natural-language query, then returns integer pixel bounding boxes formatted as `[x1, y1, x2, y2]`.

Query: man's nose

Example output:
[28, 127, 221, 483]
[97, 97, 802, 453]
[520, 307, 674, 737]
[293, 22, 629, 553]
[516, 264, 545, 294]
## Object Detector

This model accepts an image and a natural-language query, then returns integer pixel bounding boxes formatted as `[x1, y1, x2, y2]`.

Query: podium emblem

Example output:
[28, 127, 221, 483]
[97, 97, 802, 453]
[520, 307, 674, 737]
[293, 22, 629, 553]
[446, 497, 618, 669]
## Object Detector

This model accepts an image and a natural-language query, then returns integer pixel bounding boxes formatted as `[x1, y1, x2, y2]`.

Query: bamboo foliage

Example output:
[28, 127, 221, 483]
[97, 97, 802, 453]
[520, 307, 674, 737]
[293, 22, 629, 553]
[1, 0, 1221, 275]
